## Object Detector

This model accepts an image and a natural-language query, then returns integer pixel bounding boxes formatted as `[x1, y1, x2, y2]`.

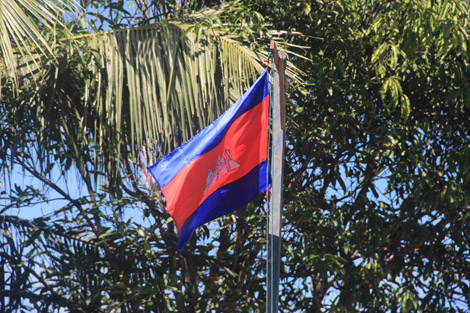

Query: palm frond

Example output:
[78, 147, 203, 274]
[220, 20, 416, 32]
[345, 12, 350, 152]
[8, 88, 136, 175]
[0, 0, 79, 89]
[3, 6, 301, 185]
[66, 21, 271, 182]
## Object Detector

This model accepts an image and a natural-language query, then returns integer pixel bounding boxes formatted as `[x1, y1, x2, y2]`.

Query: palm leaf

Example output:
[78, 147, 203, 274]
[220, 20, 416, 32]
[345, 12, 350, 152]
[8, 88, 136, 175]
[0, 0, 78, 90]
[3, 5, 301, 186]
[65, 21, 271, 182]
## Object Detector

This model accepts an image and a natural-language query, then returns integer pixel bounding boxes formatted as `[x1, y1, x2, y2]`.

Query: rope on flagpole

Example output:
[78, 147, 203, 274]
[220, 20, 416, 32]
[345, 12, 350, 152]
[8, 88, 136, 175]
[267, 39, 286, 313]
[266, 51, 275, 313]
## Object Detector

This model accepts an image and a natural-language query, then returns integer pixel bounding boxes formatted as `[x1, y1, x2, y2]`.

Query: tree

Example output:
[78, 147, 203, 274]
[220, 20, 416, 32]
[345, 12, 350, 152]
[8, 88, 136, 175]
[2, 0, 470, 312]
[1, 1, 283, 312]
[256, 0, 470, 311]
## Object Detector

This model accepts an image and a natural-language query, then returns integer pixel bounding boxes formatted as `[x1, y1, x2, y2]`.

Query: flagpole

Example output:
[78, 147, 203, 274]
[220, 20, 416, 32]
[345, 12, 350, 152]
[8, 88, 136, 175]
[267, 40, 287, 313]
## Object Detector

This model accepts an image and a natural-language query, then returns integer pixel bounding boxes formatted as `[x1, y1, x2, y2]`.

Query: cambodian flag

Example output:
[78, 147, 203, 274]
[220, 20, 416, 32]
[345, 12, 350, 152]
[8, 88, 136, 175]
[147, 70, 270, 253]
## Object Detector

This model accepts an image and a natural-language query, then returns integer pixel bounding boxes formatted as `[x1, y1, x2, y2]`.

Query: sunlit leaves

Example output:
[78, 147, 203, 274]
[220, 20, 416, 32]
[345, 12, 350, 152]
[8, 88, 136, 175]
[0, 0, 80, 91]
[269, 0, 470, 311]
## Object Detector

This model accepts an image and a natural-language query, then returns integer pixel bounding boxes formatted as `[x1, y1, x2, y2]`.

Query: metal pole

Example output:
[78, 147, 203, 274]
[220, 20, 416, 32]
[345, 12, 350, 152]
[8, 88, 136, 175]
[267, 40, 287, 313]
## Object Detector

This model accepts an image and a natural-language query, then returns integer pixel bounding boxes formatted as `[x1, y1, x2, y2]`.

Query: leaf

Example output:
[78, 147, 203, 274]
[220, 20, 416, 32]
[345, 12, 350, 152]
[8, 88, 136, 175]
[371, 43, 388, 64]
[400, 94, 410, 118]
[136, 227, 146, 238]
[1, 228, 12, 238]
[224, 266, 238, 277]
[389, 44, 399, 67]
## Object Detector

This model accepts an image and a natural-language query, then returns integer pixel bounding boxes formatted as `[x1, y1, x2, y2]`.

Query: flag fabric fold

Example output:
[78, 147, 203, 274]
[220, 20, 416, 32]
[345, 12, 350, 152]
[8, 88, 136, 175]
[148, 70, 270, 253]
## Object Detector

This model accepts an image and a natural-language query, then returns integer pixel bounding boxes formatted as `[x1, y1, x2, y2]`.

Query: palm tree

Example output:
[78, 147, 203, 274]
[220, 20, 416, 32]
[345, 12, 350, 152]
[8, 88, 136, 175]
[1, 0, 285, 182]
[0, 1, 298, 311]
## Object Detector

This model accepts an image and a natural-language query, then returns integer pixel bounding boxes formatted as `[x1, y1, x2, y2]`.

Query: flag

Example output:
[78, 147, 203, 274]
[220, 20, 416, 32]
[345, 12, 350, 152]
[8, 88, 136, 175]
[148, 70, 270, 253]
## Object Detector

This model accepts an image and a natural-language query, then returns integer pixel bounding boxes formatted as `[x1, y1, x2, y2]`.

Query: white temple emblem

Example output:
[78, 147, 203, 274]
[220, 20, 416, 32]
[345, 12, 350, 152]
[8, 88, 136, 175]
[203, 150, 240, 195]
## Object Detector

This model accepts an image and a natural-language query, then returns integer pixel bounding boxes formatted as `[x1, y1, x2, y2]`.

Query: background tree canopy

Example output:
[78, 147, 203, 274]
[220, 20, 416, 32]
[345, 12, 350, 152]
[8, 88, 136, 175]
[1, 0, 470, 312]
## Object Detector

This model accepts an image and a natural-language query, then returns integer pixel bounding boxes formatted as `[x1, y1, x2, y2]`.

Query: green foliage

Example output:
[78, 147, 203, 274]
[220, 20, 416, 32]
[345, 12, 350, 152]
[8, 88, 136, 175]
[84, 0, 224, 30]
[1, 1, 271, 312]
[0, 0, 79, 93]
[2, 0, 470, 312]
[259, 0, 470, 311]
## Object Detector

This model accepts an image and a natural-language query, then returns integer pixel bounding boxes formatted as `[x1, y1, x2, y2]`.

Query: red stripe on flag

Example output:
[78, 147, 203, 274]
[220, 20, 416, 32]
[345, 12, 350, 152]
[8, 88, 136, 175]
[162, 96, 269, 231]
